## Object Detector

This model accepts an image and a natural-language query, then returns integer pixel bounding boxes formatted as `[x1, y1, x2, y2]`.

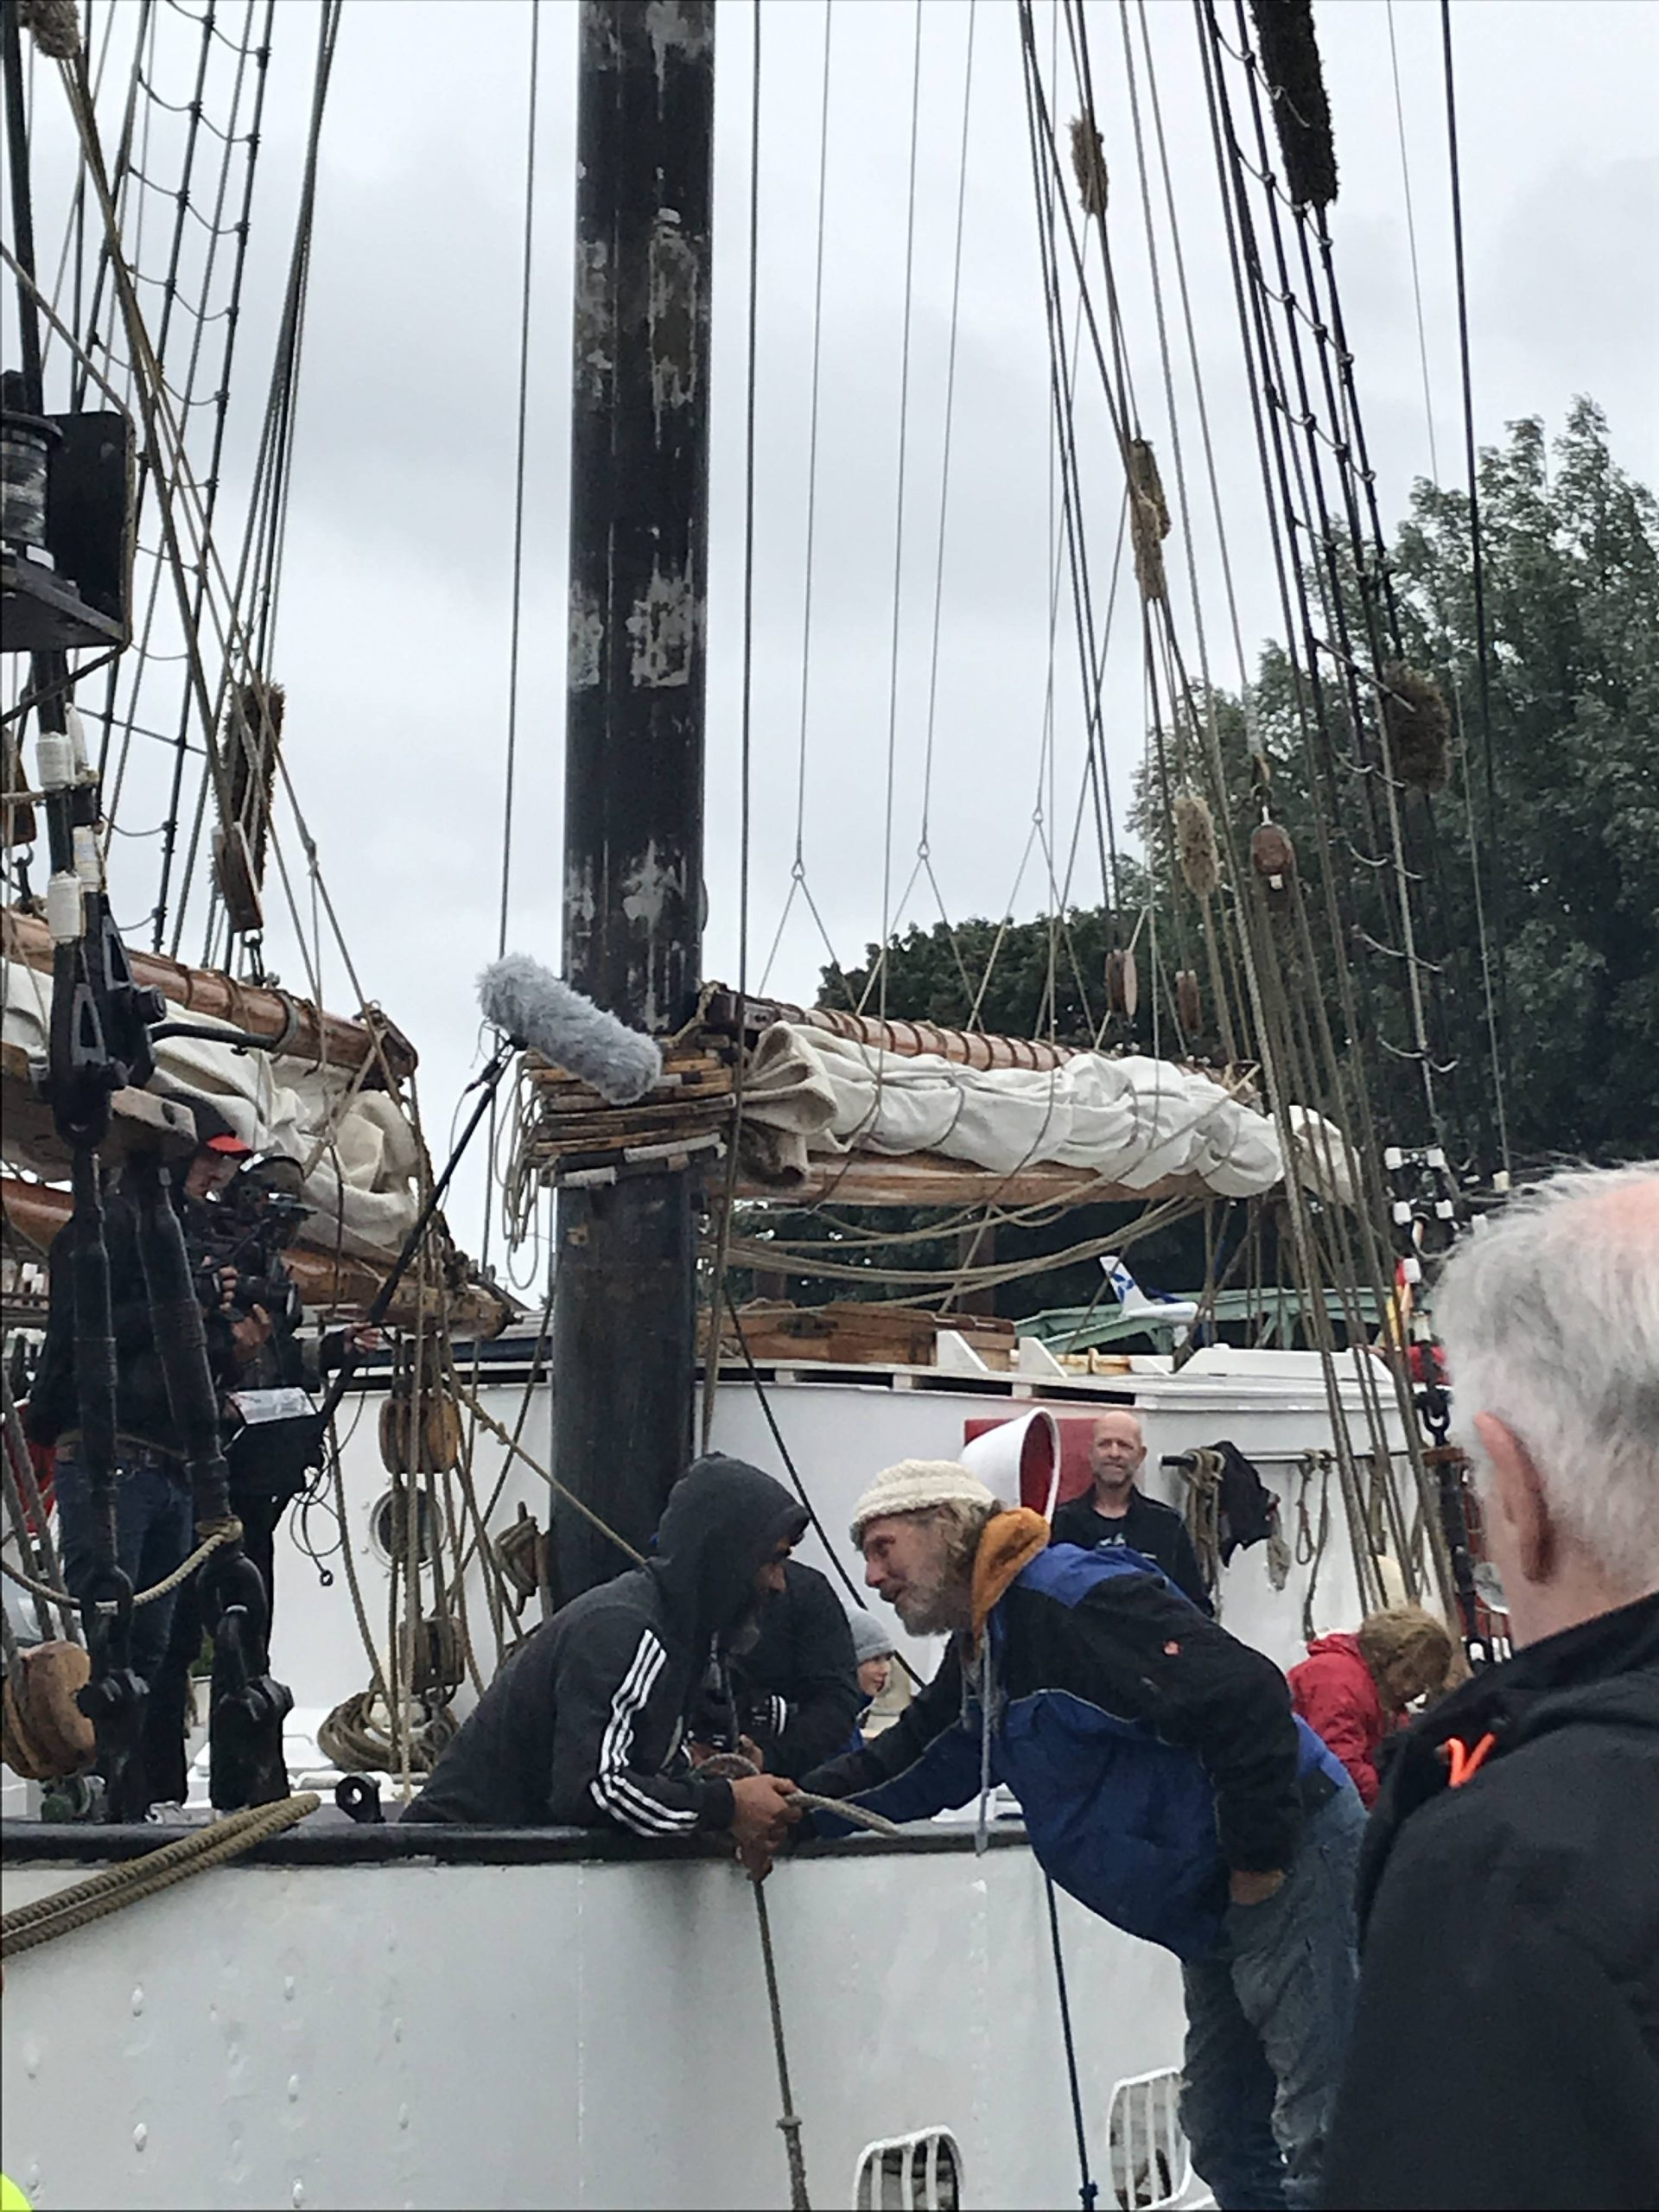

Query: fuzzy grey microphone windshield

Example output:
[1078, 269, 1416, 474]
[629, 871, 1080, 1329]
[479, 954, 663, 1105]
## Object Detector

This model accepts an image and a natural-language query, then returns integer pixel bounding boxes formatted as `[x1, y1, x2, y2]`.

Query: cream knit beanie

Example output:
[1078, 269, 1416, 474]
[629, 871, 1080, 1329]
[849, 1459, 997, 1547]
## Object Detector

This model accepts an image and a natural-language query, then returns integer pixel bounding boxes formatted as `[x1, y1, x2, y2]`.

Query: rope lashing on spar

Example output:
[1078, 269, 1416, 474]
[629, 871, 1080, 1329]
[1, 1794, 320, 1963]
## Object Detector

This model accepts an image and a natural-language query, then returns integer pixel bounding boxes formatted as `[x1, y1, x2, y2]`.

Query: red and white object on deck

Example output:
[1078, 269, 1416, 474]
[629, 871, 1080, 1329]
[960, 1409, 1062, 1517]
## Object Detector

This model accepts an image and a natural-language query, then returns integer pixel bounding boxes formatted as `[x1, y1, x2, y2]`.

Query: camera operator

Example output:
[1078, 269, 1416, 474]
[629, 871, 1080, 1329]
[23, 1098, 261, 1811]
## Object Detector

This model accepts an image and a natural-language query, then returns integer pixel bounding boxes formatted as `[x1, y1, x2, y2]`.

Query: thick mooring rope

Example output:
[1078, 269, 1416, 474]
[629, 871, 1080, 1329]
[1, 1793, 320, 1961]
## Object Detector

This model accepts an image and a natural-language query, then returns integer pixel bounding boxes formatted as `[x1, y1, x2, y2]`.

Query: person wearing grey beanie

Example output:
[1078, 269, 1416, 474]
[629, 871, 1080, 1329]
[841, 1605, 899, 1751]
[849, 1608, 897, 1668]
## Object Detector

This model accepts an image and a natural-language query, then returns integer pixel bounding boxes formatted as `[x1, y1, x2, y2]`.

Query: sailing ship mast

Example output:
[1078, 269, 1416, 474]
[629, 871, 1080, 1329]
[550, 1, 715, 1599]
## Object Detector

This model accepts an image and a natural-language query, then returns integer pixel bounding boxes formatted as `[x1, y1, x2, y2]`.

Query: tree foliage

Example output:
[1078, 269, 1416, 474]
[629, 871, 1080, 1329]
[830, 401, 1658, 1171]
[1391, 400, 1658, 1160]
[739, 404, 1656, 1316]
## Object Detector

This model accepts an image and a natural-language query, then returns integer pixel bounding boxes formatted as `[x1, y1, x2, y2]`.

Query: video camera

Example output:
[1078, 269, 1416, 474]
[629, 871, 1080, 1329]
[201, 1154, 325, 1503]
[194, 1154, 311, 1332]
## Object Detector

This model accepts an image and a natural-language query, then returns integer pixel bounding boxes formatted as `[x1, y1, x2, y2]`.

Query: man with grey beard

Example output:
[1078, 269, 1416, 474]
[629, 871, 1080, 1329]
[801, 1458, 1364, 2209]
[1325, 1165, 1659, 2209]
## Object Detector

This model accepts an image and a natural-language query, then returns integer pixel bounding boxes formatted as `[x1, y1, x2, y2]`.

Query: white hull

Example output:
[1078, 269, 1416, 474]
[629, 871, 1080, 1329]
[3, 1347, 1408, 2209]
[3, 1831, 1208, 2212]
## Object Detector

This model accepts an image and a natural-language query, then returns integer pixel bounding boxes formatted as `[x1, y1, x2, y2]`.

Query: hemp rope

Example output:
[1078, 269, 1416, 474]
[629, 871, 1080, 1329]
[753, 1878, 811, 2212]
[1, 1793, 320, 1961]
[1, 1522, 238, 1614]
[784, 1790, 904, 1839]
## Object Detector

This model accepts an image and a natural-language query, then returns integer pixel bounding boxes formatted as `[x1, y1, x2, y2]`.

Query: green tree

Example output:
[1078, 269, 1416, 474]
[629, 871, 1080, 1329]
[1390, 400, 1658, 1160]
[736, 404, 1656, 1316]
[1220, 398, 1659, 1164]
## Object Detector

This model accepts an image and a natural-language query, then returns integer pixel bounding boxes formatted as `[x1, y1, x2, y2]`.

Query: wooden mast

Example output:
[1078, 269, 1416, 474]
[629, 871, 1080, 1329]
[549, 1, 715, 1600]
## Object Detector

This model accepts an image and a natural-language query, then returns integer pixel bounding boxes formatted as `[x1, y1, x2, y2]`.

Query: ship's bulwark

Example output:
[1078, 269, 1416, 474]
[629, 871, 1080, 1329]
[0, 1828, 1189, 2210]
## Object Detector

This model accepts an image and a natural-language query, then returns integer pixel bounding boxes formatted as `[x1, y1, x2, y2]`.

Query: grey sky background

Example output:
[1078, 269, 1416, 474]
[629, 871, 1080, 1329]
[12, 0, 1656, 1278]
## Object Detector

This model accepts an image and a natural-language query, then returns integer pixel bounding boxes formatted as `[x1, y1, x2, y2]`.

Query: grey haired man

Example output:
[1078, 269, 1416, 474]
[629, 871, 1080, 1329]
[1327, 1163, 1659, 2209]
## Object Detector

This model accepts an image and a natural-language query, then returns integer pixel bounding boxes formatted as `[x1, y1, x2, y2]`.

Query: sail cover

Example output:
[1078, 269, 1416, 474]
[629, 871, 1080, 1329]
[1, 956, 420, 1261]
[736, 1022, 1357, 1204]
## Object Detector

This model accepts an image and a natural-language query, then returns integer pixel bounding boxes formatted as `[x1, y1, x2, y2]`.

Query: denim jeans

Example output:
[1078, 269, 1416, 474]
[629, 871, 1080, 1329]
[1179, 1781, 1366, 2210]
[54, 1452, 194, 1690]
[143, 1486, 286, 1807]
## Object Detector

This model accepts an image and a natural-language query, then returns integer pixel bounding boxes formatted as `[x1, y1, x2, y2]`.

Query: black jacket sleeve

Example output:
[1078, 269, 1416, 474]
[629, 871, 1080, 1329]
[1026, 1573, 1302, 1872]
[1325, 1807, 1659, 2209]
[551, 1605, 736, 1838]
[737, 1567, 863, 1778]
[103, 1192, 164, 1357]
[798, 1642, 965, 1805]
[21, 1223, 76, 1445]
[23, 1206, 157, 1442]
[1164, 1517, 1215, 1616]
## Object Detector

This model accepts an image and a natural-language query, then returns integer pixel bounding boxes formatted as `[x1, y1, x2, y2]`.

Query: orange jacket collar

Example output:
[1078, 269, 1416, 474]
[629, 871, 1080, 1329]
[969, 1508, 1051, 1649]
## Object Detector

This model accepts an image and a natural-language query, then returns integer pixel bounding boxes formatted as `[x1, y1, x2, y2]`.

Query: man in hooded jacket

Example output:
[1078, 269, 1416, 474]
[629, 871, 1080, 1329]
[697, 1558, 862, 1776]
[403, 1455, 805, 1864]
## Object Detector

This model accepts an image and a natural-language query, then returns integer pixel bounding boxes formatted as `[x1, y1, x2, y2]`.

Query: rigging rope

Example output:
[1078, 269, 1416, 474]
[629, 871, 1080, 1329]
[759, 0, 839, 1002]
[1020, 2, 1443, 1613]
[1438, 0, 1510, 1168]
[481, 0, 543, 1287]
[1046, 1876, 1101, 2210]
[864, 0, 926, 1027]
[700, 0, 765, 1455]
[1, 1521, 236, 1613]
[753, 1879, 812, 2212]
[496, 0, 540, 966]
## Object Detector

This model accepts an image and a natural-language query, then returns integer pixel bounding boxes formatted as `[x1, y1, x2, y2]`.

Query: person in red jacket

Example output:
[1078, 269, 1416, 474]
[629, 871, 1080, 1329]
[1289, 1605, 1457, 1807]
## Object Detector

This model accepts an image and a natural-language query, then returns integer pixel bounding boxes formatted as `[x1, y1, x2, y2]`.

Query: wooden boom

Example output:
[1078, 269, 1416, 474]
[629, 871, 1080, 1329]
[3, 906, 416, 1086]
[1, 1175, 509, 1338]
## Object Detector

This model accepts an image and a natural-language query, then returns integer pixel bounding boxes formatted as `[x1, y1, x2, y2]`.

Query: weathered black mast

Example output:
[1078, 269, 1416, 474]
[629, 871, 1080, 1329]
[550, 0, 715, 1598]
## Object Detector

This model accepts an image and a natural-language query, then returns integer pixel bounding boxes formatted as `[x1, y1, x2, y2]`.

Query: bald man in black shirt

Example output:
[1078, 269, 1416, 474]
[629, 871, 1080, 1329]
[1048, 1409, 1213, 1615]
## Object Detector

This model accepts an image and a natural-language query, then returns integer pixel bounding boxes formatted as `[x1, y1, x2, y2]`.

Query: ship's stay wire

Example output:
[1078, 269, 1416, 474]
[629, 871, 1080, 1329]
[480, 0, 542, 1288]
[1438, 0, 1510, 1174]
[496, 0, 540, 968]
[758, 0, 843, 1003]
[1386, 0, 1510, 1177]
[702, 0, 765, 1455]
[864, 0, 926, 1029]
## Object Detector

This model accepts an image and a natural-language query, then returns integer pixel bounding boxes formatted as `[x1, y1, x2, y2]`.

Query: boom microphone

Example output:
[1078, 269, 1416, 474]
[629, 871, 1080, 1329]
[478, 954, 663, 1106]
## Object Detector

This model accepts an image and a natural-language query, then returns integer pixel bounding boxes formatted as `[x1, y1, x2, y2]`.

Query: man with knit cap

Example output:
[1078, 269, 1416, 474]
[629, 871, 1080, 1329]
[801, 1458, 1365, 2212]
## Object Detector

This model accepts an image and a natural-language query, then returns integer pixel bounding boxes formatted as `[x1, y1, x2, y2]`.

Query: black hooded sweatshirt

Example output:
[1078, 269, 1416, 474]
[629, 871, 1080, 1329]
[1325, 1590, 1659, 2210]
[403, 1456, 808, 1831]
[714, 1560, 862, 1777]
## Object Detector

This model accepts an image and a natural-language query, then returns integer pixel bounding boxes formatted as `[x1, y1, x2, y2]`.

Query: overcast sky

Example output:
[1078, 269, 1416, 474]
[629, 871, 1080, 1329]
[13, 0, 1656, 1277]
